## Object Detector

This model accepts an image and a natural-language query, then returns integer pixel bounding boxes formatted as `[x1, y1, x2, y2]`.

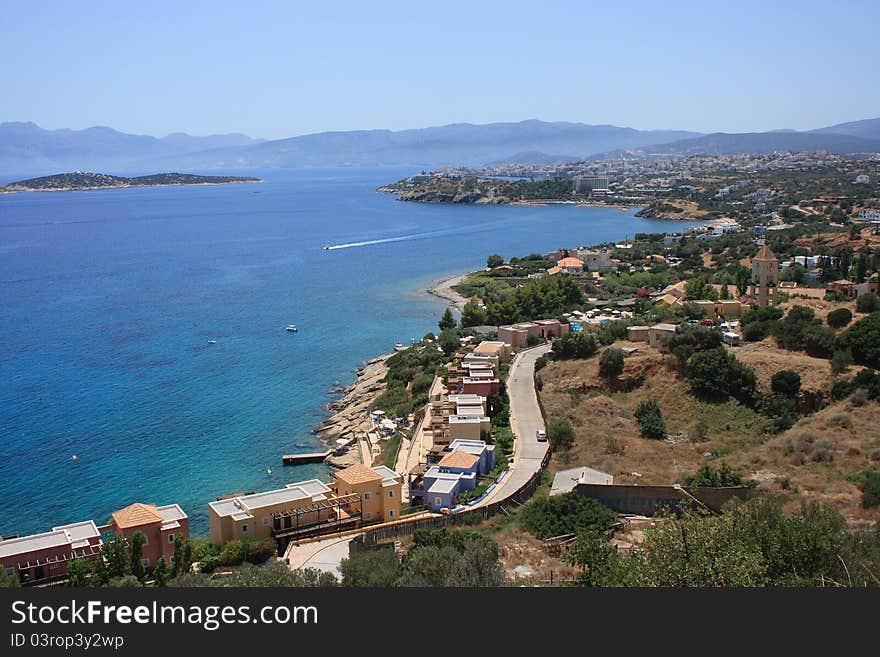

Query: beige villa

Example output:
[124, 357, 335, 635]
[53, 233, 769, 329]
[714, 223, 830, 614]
[208, 464, 402, 546]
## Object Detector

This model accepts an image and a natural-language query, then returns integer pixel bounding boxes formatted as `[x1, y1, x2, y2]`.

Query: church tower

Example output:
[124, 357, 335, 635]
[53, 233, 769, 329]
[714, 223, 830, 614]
[750, 244, 778, 307]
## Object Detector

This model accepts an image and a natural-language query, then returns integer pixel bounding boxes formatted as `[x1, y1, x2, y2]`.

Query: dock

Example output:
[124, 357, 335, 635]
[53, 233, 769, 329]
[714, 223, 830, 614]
[282, 450, 332, 466]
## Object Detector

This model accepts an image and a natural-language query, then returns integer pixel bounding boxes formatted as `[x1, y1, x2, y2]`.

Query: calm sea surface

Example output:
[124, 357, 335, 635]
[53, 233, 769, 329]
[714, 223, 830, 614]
[0, 168, 699, 535]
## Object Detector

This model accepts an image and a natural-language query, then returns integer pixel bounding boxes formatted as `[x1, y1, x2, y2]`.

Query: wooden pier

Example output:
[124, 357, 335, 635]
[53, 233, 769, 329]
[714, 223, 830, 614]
[282, 450, 332, 466]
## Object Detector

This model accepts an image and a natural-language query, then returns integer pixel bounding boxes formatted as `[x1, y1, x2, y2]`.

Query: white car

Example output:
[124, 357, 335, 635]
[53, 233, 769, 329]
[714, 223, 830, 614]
[536, 429, 547, 442]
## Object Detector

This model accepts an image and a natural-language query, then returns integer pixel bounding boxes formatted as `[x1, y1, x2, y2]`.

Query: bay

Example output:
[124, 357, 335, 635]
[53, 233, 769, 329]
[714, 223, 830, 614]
[0, 167, 699, 535]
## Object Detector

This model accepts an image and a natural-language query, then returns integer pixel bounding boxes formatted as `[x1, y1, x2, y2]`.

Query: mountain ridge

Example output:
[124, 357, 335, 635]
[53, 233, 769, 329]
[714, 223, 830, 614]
[2, 118, 879, 174]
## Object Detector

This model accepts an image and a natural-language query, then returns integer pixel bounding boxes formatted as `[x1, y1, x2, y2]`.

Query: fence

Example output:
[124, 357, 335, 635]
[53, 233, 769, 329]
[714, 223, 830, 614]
[356, 449, 552, 548]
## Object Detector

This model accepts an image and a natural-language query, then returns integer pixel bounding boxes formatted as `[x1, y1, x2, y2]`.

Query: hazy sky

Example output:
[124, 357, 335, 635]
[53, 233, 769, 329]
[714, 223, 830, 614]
[2, 0, 878, 139]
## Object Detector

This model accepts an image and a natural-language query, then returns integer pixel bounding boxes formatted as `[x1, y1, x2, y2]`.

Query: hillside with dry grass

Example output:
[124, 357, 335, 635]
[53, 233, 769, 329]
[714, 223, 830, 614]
[538, 339, 880, 527]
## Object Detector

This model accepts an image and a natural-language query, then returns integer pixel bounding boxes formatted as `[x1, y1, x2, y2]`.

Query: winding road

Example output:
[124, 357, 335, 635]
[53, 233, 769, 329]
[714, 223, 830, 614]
[473, 343, 551, 507]
[288, 343, 552, 571]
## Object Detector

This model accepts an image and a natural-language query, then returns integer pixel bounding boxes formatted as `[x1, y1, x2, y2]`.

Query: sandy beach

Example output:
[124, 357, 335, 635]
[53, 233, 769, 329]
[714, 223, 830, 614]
[426, 272, 470, 311]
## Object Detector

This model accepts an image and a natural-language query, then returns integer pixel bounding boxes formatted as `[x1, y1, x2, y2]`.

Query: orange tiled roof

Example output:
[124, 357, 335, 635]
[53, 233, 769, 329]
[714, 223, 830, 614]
[112, 503, 162, 529]
[557, 257, 584, 268]
[547, 266, 561, 275]
[438, 450, 480, 470]
[334, 463, 382, 485]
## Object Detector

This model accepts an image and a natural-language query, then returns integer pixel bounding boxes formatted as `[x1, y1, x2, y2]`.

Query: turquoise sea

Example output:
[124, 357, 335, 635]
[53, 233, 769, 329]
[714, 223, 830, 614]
[0, 168, 699, 535]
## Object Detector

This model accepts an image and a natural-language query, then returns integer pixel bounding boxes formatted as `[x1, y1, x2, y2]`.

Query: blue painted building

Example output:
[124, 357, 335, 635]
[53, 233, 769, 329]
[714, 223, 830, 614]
[447, 439, 496, 475]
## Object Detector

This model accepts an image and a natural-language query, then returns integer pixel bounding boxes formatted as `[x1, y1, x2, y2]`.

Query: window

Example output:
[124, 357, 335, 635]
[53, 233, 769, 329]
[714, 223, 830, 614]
[364, 512, 372, 520]
[364, 492, 372, 501]
[168, 534, 175, 544]
[5, 567, 14, 576]
[262, 516, 270, 527]
[141, 535, 148, 546]
[389, 490, 394, 498]
[434, 497, 442, 507]
[142, 558, 150, 568]
[241, 524, 248, 534]
[389, 510, 394, 518]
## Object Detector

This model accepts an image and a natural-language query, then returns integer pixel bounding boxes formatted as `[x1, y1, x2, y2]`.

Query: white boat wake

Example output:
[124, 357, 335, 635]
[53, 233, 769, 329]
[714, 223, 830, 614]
[325, 232, 437, 250]
[324, 223, 503, 251]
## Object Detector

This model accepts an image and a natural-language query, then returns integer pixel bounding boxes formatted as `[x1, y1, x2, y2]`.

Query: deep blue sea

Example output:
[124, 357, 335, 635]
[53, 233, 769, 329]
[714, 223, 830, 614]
[0, 168, 699, 535]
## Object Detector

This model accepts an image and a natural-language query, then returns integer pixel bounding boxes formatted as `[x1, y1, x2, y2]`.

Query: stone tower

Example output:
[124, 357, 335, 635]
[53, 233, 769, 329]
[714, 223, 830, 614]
[750, 244, 778, 307]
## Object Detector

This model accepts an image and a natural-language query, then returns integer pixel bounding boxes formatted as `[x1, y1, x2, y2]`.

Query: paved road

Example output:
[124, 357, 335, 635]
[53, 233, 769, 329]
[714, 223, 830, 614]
[474, 343, 551, 507]
[283, 345, 550, 577]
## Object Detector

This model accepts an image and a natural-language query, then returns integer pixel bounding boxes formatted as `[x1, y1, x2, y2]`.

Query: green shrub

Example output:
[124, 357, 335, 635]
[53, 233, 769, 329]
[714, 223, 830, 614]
[831, 349, 853, 374]
[634, 400, 667, 440]
[520, 493, 616, 539]
[680, 462, 754, 488]
[688, 347, 757, 405]
[742, 321, 772, 342]
[804, 325, 835, 358]
[552, 331, 598, 359]
[599, 347, 625, 379]
[760, 393, 798, 432]
[861, 472, 880, 509]
[771, 370, 801, 398]
[836, 312, 880, 368]
[827, 308, 852, 328]
[547, 418, 575, 450]
[856, 292, 880, 314]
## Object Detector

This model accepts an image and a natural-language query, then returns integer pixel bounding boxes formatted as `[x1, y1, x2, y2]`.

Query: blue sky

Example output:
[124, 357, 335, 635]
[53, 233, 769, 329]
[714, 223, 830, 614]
[2, 0, 878, 139]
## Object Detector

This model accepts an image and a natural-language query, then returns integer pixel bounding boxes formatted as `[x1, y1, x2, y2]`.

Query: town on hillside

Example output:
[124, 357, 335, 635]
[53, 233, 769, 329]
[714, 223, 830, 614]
[4, 199, 880, 587]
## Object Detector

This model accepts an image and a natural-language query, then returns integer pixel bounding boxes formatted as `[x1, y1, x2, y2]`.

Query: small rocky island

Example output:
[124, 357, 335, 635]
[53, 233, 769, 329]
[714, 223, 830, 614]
[1, 171, 262, 193]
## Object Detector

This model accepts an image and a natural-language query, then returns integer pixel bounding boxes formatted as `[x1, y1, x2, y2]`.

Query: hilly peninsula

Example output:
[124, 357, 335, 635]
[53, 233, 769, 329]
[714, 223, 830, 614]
[1, 171, 262, 193]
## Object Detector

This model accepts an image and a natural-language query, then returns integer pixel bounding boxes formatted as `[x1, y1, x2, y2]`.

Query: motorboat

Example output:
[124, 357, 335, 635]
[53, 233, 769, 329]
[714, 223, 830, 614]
[207, 339, 217, 344]
[286, 325, 298, 332]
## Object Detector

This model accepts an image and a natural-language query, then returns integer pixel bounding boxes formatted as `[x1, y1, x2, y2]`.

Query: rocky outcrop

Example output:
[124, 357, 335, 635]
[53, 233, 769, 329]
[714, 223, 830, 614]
[311, 352, 393, 457]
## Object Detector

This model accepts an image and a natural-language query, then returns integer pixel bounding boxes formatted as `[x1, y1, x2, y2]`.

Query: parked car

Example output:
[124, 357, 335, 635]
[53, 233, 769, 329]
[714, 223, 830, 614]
[536, 429, 547, 442]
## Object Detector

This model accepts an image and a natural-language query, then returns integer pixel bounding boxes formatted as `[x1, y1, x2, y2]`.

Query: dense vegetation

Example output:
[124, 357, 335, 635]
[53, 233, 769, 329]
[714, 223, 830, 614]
[371, 335, 449, 418]
[338, 528, 504, 587]
[519, 493, 617, 540]
[565, 496, 880, 587]
[835, 312, 880, 368]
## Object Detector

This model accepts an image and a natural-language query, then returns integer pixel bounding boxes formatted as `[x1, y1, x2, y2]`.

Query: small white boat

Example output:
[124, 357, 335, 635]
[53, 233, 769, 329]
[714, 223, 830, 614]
[286, 325, 298, 332]
[207, 339, 217, 344]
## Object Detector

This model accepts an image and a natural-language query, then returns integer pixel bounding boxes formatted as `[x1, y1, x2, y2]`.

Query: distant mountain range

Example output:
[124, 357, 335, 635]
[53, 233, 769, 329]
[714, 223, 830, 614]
[1, 117, 878, 175]
[0, 122, 262, 175]
[592, 128, 880, 160]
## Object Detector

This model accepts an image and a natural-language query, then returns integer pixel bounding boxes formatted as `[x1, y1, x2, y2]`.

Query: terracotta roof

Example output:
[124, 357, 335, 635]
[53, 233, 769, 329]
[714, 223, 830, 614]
[334, 463, 382, 485]
[547, 266, 561, 275]
[437, 450, 480, 470]
[112, 503, 162, 529]
[557, 257, 584, 268]
[753, 245, 777, 261]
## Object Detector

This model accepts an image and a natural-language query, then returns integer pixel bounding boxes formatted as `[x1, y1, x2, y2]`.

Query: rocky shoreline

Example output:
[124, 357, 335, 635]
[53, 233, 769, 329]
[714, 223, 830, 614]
[308, 271, 470, 469]
[313, 353, 392, 468]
